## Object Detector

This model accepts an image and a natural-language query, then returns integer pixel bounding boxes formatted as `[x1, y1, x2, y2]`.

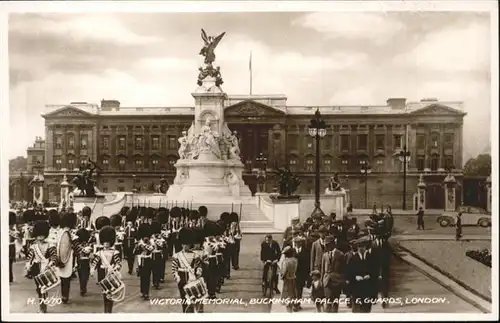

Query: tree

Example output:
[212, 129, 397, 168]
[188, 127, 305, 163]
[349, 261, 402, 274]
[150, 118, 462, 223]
[464, 154, 491, 176]
[9, 156, 27, 172]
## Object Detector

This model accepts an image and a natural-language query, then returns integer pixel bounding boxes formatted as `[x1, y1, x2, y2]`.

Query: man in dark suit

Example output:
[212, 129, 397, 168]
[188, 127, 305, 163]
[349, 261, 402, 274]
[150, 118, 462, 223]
[347, 236, 378, 313]
[310, 226, 327, 272]
[282, 217, 300, 247]
[260, 234, 281, 294]
[373, 235, 391, 308]
[417, 207, 425, 230]
[321, 235, 346, 312]
[293, 236, 310, 310]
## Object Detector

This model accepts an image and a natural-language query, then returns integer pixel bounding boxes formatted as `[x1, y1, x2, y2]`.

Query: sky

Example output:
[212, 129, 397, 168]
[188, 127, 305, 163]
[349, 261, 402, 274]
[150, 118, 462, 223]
[8, 11, 492, 162]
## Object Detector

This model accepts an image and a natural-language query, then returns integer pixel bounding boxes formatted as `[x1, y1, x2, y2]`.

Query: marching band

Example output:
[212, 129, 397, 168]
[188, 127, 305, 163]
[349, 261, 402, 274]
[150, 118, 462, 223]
[9, 204, 243, 313]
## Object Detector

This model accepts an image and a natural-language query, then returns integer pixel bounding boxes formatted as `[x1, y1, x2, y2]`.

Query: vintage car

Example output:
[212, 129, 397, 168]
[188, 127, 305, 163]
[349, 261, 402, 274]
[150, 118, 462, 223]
[437, 206, 491, 228]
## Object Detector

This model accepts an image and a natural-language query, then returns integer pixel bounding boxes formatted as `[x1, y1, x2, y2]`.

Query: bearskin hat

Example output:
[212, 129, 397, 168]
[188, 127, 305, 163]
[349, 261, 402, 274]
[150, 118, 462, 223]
[220, 212, 230, 224]
[189, 210, 200, 220]
[110, 214, 122, 227]
[193, 227, 205, 245]
[126, 209, 138, 223]
[23, 209, 34, 224]
[60, 212, 77, 229]
[33, 220, 50, 238]
[229, 212, 239, 223]
[178, 227, 195, 245]
[48, 209, 60, 227]
[215, 219, 227, 234]
[119, 206, 130, 217]
[99, 225, 116, 246]
[364, 219, 376, 229]
[82, 206, 92, 218]
[170, 207, 181, 219]
[150, 221, 162, 235]
[137, 223, 151, 239]
[95, 216, 111, 230]
[9, 211, 17, 226]
[203, 221, 219, 238]
[156, 209, 169, 225]
[198, 206, 208, 217]
[76, 228, 91, 242]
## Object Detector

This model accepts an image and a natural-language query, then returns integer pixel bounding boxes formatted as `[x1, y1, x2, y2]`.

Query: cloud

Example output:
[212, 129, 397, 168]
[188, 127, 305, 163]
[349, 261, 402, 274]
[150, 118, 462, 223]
[9, 13, 160, 45]
[393, 21, 490, 73]
[292, 12, 406, 44]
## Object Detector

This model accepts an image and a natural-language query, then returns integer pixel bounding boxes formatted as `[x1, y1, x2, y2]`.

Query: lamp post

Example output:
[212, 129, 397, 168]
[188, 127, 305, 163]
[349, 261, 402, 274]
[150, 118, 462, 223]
[360, 160, 372, 209]
[398, 145, 411, 210]
[308, 108, 327, 217]
[254, 152, 268, 193]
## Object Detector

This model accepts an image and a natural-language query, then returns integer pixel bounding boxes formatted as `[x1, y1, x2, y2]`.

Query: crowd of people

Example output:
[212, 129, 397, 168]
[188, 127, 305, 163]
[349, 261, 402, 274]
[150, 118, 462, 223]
[9, 205, 243, 313]
[261, 206, 394, 313]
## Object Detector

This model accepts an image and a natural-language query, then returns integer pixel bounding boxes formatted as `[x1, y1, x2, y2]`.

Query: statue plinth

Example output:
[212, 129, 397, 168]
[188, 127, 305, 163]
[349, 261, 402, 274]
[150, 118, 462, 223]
[72, 194, 106, 224]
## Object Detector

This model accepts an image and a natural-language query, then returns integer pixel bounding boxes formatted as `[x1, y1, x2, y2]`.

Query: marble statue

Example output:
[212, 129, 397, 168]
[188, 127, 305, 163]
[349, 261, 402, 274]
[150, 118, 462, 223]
[325, 173, 342, 194]
[197, 119, 221, 158]
[229, 131, 241, 160]
[178, 131, 189, 159]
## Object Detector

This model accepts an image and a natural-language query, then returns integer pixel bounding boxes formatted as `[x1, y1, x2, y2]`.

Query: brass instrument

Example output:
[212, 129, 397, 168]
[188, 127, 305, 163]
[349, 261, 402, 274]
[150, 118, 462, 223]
[137, 239, 154, 267]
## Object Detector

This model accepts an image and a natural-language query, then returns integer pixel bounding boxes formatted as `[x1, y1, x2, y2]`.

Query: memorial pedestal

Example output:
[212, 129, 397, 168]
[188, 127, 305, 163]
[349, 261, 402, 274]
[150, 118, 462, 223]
[73, 195, 106, 223]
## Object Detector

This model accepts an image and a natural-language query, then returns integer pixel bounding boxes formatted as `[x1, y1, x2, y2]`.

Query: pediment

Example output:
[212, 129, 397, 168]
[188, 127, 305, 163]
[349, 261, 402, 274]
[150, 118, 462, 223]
[43, 106, 95, 118]
[410, 104, 465, 116]
[224, 100, 285, 117]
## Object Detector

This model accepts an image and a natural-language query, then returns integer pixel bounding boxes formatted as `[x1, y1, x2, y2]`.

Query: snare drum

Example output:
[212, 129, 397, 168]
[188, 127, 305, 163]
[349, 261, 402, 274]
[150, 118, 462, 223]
[98, 270, 125, 300]
[34, 266, 61, 294]
[178, 269, 189, 284]
[183, 278, 208, 300]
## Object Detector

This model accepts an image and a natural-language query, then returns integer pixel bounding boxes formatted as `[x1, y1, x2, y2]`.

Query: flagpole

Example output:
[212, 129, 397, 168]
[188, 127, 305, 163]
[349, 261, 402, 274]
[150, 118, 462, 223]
[249, 51, 253, 95]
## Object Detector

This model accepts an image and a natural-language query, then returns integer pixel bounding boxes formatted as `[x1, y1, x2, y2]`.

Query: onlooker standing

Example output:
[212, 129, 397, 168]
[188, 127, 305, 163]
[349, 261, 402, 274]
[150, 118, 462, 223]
[416, 207, 425, 230]
[455, 212, 462, 241]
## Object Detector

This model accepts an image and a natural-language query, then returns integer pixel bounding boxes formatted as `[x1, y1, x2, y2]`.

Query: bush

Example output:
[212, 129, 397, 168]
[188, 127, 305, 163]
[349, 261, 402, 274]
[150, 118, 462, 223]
[466, 248, 491, 267]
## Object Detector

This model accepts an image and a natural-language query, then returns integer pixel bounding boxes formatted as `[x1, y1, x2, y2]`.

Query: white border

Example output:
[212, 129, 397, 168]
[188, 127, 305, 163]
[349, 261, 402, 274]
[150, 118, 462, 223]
[0, 1, 498, 321]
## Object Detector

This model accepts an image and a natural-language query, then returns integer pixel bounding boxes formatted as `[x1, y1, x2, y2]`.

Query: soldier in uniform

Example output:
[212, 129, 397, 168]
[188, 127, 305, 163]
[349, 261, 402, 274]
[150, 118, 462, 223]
[47, 210, 61, 246]
[21, 210, 35, 259]
[24, 220, 57, 313]
[10, 211, 21, 283]
[123, 212, 137, 275]
[150, 220, 166, 289]
[229, 212, 242, 270]
[134, 223, 154, 300]
[198, 205, 208, 228]
[157, 208, 169, 280]
[172, 227, 205, 313]
[90, 225, 122, 313]
[169, 207, 183, 254]
[75, 228, 93, 296]
[215, 220, 227, 292]
[191, 226, 208, 312]
[110, 214, 124, 259]
[92, 216, 112, 254]
[203, 221, 220, 299]
[78, 206, 94, 230]
[220, 213, 233, 280]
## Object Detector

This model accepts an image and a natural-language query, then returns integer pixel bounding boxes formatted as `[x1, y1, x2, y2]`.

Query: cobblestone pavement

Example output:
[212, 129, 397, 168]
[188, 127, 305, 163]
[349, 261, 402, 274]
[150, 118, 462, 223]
[10, 234, 484, 314]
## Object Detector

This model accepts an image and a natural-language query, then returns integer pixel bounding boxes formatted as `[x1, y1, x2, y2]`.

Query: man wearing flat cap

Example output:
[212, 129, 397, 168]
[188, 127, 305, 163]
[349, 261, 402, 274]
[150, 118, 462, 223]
[347, 235, 377, 313]
[310, 225, 328, 272]
[321, 235, 346, 312]
[282, 217, 300, 248]
[293, 235, 310, 309]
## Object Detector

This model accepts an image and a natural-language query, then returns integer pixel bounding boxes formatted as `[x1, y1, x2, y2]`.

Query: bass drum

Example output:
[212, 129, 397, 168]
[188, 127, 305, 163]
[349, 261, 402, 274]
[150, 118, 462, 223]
[57, 230, 72, 265]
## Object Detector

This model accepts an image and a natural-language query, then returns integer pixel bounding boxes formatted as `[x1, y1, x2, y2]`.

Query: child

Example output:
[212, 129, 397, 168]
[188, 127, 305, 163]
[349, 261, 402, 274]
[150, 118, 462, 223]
[90, 225, 122, 313]
[25, 220, 57, 313]
[310, 270, 325, 312]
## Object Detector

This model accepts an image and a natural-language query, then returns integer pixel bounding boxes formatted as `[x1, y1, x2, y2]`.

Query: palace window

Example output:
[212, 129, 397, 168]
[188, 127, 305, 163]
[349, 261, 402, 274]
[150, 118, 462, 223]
[289, 159, 297, 172]
[118, 136, 126, 150]
[340, 135, 350, 151]
[324, 135, 332, 150]
[68, 135, 75, 149]
[55, 158, 62, 170]
[416, 156, 425, 171]
[118, 159, 126, 171]
[68, 158, 75, 169]
[444, 133, 454, 148]
[151, 159, 159, 170]
[357, 134, 368, 150]
[80, 158, 88, 167]
[167, 159, 176, 172]
[306, 159, 314, 172]
[102, 158, 109, 170]
[375, 134, 385, 150]
[341, 160, 349, 165]
[323, 159, 332, 172]
[430, 156, 439, 171]
[416, 134, 426, 149]
[168, 136, 177, 150]
[101, 187, 108, 193]
[118, 186, 125, 192]
[135, 159, 143, 170]
[431, 133, 439, 148]
[55, 136, 63, 149]
[135, 136, 143, 150]
[80, 135, 88, 149]
[152, 136, 160, 150]
[101, 136, 109, 150]
[444, 156, 454, 170]
[393, 135, 402, 150]
[118, 178, 125, 183]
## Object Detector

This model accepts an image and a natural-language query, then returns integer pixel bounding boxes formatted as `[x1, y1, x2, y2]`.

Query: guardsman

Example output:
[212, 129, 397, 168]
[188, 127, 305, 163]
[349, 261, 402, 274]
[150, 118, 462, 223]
[188, 210, 200, 228]
[347, 235, 378, 313]
[134, 223, 154, 300]
[75, 228, 93, 296]
[123, 212, 137, 275]
[170, 207, 182, 254]
[90, 225, 122, 313]
[198, 206, 208, 228]
[203, 221, 219, 299]
[92, 216, 112, 254]
[78, 206, 94, 230]
[171, 227, 204, 313]
[21, 210, 35, 259]
[221, 212, 233, 279]
[24, 220, 57, 313]
[191, 226, 208, 312]
[120, 207, 130, 227]
[157, 208, 169, 280]
[110, 214, 124, 260]
[229, 212, 242, 270]
[47, 210, 61, 246]
[150, 220, 166, 289]
[10, 211, 21, 283]
[215, 220, 227, 292]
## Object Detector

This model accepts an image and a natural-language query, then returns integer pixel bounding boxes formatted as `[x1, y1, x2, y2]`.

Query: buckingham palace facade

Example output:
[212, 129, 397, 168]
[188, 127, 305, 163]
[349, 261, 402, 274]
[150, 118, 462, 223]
[13, 95, 466, 209]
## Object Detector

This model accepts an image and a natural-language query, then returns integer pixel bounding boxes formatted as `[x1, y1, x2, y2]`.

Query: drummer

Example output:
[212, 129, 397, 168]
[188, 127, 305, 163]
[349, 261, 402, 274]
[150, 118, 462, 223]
[171, 227, 204, 313]
[75, 228, 93, 296]
[134, 223, 155, 300]
[90, 225, 122, 313]
[25, 220, 57, 313]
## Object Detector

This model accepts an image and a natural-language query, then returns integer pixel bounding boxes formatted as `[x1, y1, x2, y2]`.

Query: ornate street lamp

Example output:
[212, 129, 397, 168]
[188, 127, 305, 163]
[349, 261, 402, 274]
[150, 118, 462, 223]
[360, 160, 372, 209]
[308, 108, 327, 217]
[398, 145, 411, 210]
[253, 152, 268, 193]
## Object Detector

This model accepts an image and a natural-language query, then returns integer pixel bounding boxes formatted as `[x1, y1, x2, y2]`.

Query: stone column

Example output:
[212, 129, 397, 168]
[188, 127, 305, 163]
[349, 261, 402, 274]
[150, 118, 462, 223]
[486, 175, 491, 213]
[417, 174, 426, 210]
[45, 125, 54, 170]
[443, 173, 457, 211]
[75, 125, 81, 168]
[60, 174, 70, 204]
